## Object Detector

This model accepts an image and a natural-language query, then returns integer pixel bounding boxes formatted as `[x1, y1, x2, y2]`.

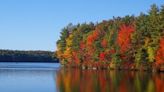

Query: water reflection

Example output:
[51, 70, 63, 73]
[56, 68, 164, 92]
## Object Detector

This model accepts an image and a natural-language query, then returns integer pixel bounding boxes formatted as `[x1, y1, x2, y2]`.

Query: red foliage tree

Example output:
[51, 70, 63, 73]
[117, 24, 135, 53]
[99, 52, 106, 61]
[101, 39, 107, 48]
[155, 38, 164, 65]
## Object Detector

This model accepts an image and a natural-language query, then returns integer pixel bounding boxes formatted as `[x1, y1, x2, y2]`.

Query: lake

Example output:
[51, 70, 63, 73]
[0, 63, 60, 92]
[0, 63, 163, 92]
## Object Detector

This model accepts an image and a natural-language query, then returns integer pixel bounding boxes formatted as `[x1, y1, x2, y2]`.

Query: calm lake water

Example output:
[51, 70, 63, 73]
[0, 63, 163, 92]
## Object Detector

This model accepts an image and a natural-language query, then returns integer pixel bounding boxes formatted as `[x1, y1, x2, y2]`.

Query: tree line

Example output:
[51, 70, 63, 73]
[56, 4, 164, 71]
[0, 49, 58, 62]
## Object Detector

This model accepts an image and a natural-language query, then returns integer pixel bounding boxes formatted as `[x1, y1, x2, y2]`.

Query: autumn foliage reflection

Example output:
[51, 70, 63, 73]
[56, 69, 164, 92]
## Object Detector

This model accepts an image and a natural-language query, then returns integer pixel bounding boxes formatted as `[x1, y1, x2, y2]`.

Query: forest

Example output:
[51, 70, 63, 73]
[0, 49, 58, 62]
[56, 4, 164, 71]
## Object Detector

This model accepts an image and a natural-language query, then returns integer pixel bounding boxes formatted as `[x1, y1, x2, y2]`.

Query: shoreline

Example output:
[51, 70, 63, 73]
[61, 63, 164, 72]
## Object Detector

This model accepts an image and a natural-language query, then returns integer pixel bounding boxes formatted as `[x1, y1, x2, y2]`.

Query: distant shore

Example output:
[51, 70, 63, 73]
[0, 61, 59, 63]
[0, 49, 59, 63]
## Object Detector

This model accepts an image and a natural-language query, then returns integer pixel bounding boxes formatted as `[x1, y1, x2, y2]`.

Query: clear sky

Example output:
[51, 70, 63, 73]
[0, 0, 164, 51]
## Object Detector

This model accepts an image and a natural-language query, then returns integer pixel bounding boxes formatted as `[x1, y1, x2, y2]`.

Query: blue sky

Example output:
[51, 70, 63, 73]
[0, 0, 164, 51]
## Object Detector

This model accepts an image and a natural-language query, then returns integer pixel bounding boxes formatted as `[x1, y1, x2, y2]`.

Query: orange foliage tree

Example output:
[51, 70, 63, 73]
[117, 24, 135, 54]
[155, 37, 164, 65]
[86, 30, 100, 46]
